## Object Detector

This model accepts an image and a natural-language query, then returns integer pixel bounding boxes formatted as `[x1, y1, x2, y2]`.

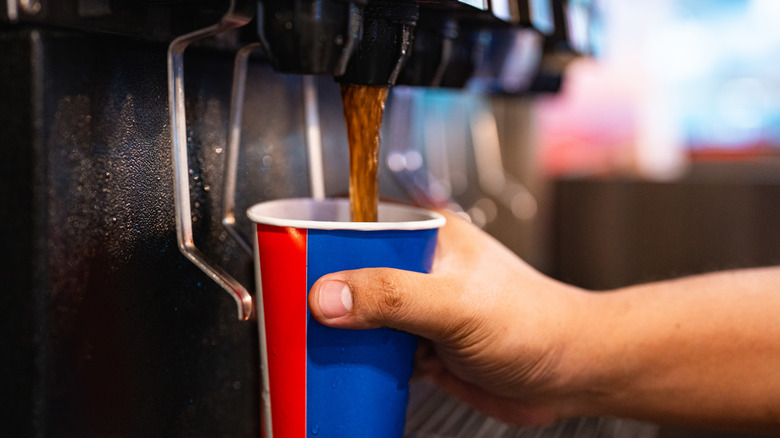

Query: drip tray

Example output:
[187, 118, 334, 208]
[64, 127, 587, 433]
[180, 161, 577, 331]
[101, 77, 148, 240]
[405, 380, 659, 438]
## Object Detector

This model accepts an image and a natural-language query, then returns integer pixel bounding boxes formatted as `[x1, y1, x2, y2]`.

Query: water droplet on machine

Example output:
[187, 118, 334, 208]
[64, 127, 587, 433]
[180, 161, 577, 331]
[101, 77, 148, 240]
[311, 425, 319, 435]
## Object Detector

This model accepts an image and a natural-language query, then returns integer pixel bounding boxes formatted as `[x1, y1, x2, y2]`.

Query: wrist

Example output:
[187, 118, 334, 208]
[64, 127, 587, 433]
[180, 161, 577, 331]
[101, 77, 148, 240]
[550, 288, 627, 420]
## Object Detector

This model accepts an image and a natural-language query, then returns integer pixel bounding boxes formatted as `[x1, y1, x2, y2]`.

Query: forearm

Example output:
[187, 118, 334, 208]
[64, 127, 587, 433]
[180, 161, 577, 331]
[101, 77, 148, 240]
[569, 266, 780, 434]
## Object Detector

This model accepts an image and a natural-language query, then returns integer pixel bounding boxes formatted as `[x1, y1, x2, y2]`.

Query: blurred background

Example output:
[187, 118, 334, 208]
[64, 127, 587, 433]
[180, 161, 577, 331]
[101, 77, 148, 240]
[379, 0, 780, 284]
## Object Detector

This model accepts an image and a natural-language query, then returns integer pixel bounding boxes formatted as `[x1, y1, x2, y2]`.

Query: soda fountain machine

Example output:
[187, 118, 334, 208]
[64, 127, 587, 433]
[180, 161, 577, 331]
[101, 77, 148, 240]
[0, 1, 658, 437]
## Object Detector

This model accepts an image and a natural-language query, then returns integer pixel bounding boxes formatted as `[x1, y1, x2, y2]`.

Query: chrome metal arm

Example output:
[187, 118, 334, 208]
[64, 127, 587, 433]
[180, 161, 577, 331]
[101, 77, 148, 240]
[167, 1, 254, 321]
[222, 43, 261, 257]
[303, 75, 325, 200]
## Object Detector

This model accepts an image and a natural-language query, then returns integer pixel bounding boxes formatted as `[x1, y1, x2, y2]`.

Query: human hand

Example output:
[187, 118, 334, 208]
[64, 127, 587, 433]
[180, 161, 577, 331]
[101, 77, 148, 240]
[308, 211, 591, 427]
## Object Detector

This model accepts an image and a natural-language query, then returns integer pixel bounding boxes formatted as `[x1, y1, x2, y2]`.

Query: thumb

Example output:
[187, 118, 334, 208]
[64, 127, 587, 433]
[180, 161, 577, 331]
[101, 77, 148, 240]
[308, 268, 462, 342]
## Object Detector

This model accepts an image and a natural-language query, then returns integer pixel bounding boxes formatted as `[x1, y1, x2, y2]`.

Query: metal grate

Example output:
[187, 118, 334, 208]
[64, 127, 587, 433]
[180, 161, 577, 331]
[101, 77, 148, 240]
[405, 380, 659, 438]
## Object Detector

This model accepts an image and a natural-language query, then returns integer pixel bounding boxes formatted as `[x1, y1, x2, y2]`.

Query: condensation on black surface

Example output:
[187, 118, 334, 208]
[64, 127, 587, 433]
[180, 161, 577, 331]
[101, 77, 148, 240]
[1, 30, 268, 437]
[2, 23, 358, 436]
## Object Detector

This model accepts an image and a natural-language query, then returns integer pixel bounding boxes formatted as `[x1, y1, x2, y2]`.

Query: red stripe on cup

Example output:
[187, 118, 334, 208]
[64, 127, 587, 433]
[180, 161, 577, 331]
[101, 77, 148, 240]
[257, 224, 308, 438]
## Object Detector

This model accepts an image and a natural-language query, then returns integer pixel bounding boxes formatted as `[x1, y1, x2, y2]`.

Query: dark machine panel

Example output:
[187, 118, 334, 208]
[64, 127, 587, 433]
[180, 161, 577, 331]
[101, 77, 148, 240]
[0, 29, 264, 437]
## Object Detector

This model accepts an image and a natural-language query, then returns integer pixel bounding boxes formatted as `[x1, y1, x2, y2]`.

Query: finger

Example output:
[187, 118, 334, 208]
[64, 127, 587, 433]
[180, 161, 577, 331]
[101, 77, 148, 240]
[308, 267, 470, 343]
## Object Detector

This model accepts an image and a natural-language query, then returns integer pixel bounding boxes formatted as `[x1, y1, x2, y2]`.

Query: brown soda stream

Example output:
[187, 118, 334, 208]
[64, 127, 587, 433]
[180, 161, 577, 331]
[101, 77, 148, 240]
[340, 84, 390, 222]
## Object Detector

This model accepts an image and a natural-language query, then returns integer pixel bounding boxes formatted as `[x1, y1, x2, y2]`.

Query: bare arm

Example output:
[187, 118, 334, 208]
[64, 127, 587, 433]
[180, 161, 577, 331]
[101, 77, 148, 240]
[574, 267, 780, 434]
[308, 212, 780, 434]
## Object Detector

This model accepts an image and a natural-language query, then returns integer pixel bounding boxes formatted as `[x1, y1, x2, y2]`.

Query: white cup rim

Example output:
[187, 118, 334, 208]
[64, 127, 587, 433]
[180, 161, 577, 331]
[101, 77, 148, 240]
[247, 198, 446, 231]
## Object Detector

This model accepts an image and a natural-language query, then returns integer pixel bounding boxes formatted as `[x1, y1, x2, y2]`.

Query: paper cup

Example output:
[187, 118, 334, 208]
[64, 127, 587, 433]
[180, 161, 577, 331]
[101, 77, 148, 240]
[247, 198, 445, 438]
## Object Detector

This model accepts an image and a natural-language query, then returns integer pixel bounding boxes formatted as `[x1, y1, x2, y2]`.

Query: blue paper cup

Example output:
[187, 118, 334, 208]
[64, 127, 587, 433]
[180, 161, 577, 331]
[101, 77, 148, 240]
[247, 198, 445, 438]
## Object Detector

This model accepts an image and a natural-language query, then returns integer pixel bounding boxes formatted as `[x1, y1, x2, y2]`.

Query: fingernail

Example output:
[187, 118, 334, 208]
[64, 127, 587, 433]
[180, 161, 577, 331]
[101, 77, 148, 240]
[318, 280, 352, 319]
